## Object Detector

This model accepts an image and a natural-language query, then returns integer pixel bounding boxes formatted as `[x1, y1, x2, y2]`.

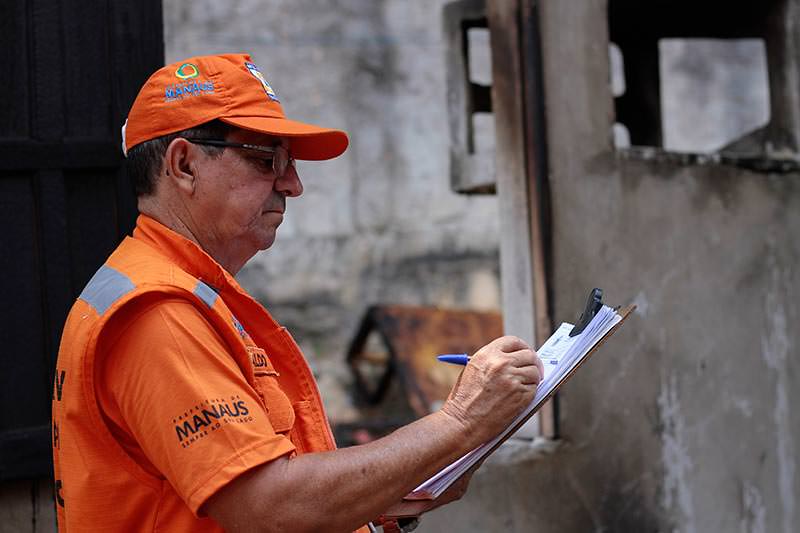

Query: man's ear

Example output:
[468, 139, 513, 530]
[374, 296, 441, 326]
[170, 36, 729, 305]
[163, 138, 200, 195]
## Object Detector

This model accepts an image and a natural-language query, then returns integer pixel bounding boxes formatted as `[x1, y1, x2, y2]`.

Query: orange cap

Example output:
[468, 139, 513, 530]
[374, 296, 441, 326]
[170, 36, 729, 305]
[122, 53, 348, 160]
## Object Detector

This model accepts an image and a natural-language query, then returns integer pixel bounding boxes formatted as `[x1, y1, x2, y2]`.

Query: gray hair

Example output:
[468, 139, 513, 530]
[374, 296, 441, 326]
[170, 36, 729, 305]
[125, 120, 234, 197]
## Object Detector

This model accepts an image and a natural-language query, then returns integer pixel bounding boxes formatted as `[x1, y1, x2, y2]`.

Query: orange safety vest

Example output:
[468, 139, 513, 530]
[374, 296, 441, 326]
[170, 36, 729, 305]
[52, 216, 353, 531]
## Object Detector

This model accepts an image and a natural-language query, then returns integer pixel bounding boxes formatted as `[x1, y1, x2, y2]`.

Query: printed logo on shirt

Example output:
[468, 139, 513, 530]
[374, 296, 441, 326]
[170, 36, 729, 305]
[247, 346, 277, 376]
[172, 395, 255, 449]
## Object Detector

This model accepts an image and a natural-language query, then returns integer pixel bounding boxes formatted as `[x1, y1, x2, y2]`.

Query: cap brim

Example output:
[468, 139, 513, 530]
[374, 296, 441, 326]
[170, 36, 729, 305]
[220, 116, 348, 161]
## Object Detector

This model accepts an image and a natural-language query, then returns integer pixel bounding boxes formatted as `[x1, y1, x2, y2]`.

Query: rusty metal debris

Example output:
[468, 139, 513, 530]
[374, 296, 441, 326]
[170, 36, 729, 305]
[346, 305, 503, 418]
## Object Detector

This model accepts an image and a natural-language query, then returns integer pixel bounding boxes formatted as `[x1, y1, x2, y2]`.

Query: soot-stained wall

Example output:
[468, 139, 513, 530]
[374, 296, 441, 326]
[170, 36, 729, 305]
[422, 2, 799, 532]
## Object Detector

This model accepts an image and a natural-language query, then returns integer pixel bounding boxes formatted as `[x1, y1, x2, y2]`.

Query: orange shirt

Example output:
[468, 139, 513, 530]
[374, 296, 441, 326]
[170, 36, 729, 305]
[52, 215, 356, 531]
[95, 295, 295, 518]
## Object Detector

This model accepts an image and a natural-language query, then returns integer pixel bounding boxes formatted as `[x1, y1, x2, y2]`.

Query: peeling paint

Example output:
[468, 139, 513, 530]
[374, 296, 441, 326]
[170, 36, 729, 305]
[658, 373, 696, 533]
[760, 252, 796, 533]
[740, 482, 766, 533]
[632, 290, 650, 317]
[732, 398, 753, 419]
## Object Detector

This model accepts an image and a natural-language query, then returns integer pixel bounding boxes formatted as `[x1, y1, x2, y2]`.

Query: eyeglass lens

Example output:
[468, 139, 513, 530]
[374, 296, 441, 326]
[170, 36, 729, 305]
[272, 145, 294, 178]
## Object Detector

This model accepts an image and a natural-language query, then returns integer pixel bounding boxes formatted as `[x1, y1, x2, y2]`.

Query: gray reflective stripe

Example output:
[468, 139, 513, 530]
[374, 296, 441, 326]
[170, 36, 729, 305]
[194, 280, 218, 308]
[78, 265, 136, 315]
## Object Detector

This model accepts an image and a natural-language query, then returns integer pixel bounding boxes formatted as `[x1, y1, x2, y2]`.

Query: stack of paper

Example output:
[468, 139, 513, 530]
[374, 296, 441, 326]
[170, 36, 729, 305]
[410, 304, 624, 499]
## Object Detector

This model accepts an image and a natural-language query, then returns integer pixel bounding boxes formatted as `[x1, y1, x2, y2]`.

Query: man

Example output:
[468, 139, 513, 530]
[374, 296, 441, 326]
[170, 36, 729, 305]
[52, 53, 543, 532]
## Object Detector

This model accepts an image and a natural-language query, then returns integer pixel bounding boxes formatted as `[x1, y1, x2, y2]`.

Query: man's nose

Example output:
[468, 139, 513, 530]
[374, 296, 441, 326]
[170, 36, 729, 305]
[276, 163, 303, 197]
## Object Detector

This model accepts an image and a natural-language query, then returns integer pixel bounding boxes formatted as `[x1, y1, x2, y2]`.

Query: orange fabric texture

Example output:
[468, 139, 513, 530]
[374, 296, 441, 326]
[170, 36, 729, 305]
[123, 53, 349, 160]
[52, 215, 343, 531]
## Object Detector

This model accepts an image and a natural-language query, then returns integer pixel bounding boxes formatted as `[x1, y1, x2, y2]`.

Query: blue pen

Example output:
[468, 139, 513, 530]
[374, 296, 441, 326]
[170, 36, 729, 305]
[436, 353, 470, 366]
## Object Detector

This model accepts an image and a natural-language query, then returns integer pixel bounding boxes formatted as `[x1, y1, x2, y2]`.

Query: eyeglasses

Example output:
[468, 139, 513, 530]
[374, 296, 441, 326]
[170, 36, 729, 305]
[186, 139, 295, 178]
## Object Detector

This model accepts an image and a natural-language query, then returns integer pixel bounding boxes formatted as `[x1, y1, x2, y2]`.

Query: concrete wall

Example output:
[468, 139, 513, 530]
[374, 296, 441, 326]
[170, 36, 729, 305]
[163, 0, 501, 422]
[422, 2, 799, 532]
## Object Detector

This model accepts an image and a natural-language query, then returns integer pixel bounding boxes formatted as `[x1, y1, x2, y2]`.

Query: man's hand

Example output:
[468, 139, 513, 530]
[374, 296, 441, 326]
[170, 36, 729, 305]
[206, 336, 542, 533]
[440, 336, 544, 448]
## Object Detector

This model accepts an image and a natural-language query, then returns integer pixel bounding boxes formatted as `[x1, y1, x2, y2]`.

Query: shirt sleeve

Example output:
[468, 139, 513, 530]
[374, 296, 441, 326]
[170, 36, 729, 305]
[95, 294, 296, 515]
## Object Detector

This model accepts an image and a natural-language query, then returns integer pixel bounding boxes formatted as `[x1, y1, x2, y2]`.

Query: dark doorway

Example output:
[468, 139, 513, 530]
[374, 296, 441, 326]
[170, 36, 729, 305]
[0, 0, 164, 483]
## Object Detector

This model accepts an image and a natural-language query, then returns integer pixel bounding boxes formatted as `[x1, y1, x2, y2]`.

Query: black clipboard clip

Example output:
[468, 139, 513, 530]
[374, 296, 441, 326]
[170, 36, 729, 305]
[569, 288, 603, 337]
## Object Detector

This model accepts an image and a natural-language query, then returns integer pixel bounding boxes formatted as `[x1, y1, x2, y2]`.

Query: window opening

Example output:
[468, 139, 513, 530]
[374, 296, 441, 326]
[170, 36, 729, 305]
[608, 0, 788, 166]
[660, 38, 770, 153]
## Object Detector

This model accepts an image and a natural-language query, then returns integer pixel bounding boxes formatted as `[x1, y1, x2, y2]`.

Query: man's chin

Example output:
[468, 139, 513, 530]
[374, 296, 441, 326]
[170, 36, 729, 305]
[257, 231, 278, 251]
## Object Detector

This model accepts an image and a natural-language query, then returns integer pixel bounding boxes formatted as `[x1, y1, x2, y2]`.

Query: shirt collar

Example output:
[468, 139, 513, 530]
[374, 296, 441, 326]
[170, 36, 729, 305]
[132, 214, 233, 291]
[131, 214, 281, 332]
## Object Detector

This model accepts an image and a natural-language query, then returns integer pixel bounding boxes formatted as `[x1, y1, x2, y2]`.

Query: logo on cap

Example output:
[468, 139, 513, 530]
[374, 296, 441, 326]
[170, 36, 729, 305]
[175, 63, 200, 80]
[245, 61, 280, 102]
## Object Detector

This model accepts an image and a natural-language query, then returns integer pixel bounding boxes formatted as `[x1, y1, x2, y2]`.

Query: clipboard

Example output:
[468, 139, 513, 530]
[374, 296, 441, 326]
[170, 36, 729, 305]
[380, 301, 636, 521]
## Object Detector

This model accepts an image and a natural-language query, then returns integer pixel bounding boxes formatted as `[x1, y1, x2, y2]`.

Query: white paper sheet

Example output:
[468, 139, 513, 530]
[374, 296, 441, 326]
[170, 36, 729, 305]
[412, 305, 623, 498]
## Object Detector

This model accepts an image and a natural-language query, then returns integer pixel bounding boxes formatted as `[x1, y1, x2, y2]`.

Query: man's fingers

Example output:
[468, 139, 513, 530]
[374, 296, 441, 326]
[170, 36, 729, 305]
[509, 365, 543, 386]
[503, 348, 542, 368]
[520, 352, 545, 379]
[536, 357, 545, 379]
[490, 335, 531, 353]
